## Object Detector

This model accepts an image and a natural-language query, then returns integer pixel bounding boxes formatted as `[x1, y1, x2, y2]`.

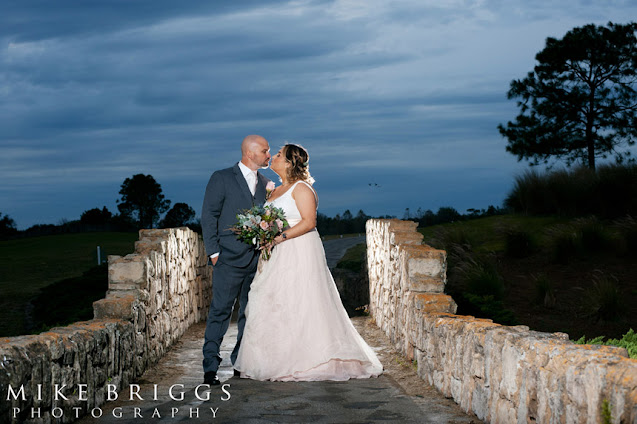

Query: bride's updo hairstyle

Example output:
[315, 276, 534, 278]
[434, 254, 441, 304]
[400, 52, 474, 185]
[283, 143, 315, 184]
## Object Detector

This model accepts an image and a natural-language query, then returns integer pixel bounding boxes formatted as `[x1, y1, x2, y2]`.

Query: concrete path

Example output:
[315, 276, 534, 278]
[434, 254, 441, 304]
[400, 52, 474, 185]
[76, 237, 481, 424]
[77, 321, 480, 424]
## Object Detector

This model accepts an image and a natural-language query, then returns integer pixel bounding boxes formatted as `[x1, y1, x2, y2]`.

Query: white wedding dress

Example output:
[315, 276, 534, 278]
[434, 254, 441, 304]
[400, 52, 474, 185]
[234, 180, 383, 381]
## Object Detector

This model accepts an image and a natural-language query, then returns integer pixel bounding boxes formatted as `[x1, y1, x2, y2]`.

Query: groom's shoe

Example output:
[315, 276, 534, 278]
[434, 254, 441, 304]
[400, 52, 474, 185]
[204, 371, 220, 386]
[233, 369, 241, 377]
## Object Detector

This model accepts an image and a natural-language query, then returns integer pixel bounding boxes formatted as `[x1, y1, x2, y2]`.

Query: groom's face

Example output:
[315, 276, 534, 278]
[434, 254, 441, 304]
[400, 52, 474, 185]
[252, 139, 271, 169]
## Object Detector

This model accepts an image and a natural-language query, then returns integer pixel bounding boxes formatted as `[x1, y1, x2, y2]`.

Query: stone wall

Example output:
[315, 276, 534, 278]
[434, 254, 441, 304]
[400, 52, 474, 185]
[0, 227, 212, 423]
[366, 219, 637, 424]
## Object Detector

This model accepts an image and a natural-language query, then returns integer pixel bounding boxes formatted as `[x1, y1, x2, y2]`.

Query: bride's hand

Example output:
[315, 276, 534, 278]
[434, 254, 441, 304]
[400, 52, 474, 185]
[274, 234, 285, 245]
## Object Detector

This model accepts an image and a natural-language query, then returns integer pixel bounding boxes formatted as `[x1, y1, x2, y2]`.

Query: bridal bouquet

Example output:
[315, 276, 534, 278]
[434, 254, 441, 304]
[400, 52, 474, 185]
[232, 205, 288, 261]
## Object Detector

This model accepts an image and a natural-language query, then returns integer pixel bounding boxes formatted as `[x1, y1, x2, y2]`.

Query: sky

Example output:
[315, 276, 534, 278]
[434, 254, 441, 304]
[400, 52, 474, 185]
[2, 0, 636, 229]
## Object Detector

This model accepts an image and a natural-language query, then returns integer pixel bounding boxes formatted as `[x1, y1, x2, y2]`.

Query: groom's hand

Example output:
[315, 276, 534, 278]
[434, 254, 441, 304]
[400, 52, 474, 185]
[210, 255, 219, 266]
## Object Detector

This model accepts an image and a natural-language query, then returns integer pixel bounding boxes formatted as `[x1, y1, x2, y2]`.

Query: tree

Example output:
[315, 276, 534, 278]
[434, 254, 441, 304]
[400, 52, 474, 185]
[117, 174, 171, 229]
[80, 207, 112, 225]
[498, 22, 637, 170]
[0, 212, 18, 237]
[436, 206, 461, 223]
[160, 203, 195, 228]
[419, 209, 436, 226]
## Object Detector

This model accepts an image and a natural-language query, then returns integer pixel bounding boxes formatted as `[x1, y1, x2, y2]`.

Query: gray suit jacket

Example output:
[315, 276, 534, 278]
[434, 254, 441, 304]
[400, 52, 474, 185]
[201, 163, 271, 268]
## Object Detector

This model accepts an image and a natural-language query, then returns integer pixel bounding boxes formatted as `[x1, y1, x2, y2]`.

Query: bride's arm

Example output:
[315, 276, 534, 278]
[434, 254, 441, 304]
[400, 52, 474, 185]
[273, 183, 316, 243]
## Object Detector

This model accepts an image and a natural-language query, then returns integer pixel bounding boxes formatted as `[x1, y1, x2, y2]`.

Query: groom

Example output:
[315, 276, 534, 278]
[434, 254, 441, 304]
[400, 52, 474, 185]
[201, 134, 272, 385]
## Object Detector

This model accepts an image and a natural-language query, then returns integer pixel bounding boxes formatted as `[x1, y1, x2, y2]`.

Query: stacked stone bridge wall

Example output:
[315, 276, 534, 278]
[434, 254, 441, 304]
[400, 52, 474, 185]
[366, 218, 637, 424]
[0, 227, 211, 423]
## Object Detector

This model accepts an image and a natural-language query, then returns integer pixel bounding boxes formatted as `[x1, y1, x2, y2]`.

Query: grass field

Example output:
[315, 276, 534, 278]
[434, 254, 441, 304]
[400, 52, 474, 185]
[418, 214, 569, 253]
[0, 232, 139, 336]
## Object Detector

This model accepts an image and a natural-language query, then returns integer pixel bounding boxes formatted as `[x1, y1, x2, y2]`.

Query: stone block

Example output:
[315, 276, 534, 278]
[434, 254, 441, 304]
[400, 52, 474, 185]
[94, 295, 137, 320]
[412, 293, 457, 314]
[108, 257, 147, 288]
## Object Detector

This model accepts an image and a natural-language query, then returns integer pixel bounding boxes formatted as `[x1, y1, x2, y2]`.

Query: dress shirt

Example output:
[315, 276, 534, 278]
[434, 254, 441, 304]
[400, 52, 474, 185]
[238, 161, 257, 196]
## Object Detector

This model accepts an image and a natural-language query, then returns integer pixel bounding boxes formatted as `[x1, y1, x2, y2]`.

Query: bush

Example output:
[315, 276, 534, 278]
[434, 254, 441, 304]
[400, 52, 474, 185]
[544, 218, 619, 262]
[504, 229, 537, 258]
[544, 224, 582, 264]
[581, 271, 626, 322]
[575, 328, 637, 359]
[458, 258, 506, 300]
[463, 294, 518, 325]
[429, 225, 474, 251]
[505, 169, 550, 215]
[505, 164, 637, 218]
[613, 215, 637, 253]
[576, 216, 612, 252]
[533, 273, 556, 307]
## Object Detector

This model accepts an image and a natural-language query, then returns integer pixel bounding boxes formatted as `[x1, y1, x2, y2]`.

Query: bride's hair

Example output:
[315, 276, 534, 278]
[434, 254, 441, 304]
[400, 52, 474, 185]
[283, 143, 315, 184]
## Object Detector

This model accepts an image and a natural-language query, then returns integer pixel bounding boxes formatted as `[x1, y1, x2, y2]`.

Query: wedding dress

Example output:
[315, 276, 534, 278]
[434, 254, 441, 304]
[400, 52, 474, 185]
[234, 180, 383, 381]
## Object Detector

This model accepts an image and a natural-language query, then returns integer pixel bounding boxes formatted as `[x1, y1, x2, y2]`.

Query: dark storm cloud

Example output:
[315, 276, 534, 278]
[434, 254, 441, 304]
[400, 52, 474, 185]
[0, 0, 294, 41]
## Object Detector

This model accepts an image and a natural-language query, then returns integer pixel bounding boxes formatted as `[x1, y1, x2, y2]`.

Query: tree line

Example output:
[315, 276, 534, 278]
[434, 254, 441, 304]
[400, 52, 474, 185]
[1, 173, 505, 239]
[1, 174, 198, 239]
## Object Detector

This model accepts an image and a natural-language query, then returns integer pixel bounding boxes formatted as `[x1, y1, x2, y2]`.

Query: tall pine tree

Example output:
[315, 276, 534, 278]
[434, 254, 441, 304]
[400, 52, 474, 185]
[499, 22, 637, 169]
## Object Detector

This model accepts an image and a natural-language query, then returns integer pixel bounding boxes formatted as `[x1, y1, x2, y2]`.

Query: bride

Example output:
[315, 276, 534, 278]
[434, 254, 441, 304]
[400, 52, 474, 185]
[234, 143, 383, 381]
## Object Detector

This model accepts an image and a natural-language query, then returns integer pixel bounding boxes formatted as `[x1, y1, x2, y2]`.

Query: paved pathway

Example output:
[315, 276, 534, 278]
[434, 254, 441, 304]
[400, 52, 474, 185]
[77, 237, 481, 424]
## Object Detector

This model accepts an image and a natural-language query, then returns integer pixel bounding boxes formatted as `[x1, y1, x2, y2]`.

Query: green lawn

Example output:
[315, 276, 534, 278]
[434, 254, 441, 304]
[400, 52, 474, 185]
[0, 232, 138, 336]
[418, 215, 568, 252]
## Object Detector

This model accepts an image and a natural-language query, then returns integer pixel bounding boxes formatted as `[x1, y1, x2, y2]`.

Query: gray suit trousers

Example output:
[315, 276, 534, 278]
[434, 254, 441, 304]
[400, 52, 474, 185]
[202, 255, 258, 373]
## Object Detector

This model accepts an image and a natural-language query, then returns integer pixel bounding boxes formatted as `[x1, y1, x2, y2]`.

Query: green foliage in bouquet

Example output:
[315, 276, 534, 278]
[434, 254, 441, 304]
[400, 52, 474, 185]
[233, 205, 288, 260]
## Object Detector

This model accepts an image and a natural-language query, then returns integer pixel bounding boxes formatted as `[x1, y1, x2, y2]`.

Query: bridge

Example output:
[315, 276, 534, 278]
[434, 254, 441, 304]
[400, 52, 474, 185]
[1, 221, 635, 423]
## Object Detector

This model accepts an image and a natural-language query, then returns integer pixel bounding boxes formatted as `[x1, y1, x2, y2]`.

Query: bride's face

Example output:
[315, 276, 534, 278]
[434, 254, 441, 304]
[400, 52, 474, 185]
[271, 148, 290, 176]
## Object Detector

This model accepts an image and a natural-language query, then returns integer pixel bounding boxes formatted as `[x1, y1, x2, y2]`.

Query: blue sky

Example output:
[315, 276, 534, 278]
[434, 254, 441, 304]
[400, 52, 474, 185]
[1, 0, 636, 229]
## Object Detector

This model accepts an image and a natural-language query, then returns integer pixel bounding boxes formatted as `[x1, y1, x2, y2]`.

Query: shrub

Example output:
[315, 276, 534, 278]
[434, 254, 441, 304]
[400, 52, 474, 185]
[505, 164, 637, 218]
[533, 273, 556, 308]
[456, 256, 506, 300]
[463, 294, 518, 326]
[429, 225, 474, 251]
[575, 216, 612, 252]
[575, 329, 637, 359]
[505, 169, 549, 215]
[581, 271, 626, 322]
[613, 215, 637, 253]
[504, 228, 537, 258]
[545, 218, 617, 262]
[596, 164, 637, 218]
[544, 224, 582, 264]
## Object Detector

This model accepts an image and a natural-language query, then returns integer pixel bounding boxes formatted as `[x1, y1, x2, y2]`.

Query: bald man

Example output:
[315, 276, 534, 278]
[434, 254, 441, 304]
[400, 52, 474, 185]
[201, 135, 272, 385]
